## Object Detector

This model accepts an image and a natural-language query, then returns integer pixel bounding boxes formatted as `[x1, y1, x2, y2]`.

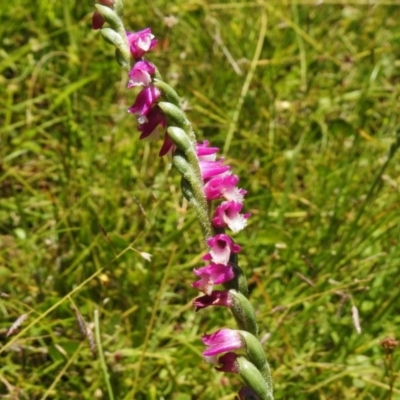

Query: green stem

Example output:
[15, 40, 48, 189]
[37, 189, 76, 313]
[94, 309, 115, 400]
[179, 172, 214, 239]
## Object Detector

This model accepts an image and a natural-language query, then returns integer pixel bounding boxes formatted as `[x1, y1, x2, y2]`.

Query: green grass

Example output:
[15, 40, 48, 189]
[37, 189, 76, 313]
[1, 1, 400, 399]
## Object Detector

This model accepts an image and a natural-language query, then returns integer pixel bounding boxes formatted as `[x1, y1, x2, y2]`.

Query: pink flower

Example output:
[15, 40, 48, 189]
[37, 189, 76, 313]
[196, 140, 219, 160]
[136, 107, 174, 157]
[199, 159, 230, 180]
[193, 290, 232, 311]
[203, 234, 241, 265]
[202, 328, 243, 356]
[128, 86, 161, 117]
[215, 352, 240, 373]
[204, 173, 247, 202]
[195, 141, 230, 180]
[192, 263, 234, 295]
[128, 60, 156, 88]
[126, 28, 157, 59]
[137, 106, 166, 140]
[212, 201, 250, 233]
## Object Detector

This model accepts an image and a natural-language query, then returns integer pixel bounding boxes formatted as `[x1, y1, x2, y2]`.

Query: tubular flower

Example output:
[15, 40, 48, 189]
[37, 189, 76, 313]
[126, 28, 157, 59]
[202, 328, 243, 357]
[203, 234, 241, 265]
[128, 60, 156, 88]
[196, 140, 219, 160]
[194, 140, 250, 232]
[128, 86, 161, 117]
[212, 201, 250, 233]
[193, 290, 232, 311]
[204, 173, 247, 202]
[137, 106, 166, 140]
[215, 352, 240, 373]
[192, 263, 235, 295]
[199, 159, 230, 180]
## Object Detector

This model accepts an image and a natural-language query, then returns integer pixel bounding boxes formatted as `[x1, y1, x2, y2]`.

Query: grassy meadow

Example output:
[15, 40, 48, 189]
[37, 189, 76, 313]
[1, 0, 400, 399]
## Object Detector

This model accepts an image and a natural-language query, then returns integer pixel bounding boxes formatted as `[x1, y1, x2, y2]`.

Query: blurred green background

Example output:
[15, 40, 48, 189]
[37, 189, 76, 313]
[1, 0, 400, 399]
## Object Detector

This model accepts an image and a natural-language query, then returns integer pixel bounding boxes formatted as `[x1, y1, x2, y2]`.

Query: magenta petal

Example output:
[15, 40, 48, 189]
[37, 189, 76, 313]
[199, 160, 230, 180]
[203, 173, 238, 199]
[158, 133, 175, 157]
[215, 352, 240, 373]
[128, 86, 161, 116]
[138, 106, 166, 139]
[196, 140, 219, 160]
[128, 60, 156, 87]
[202, 329, 243, 356]
[192, 263, 234, 294]
[203, 234, 241, 265]
[212, 201, 250, 233]
[193, 290, 232, 311]
[204, 173, 246, 202]
[126, 28, 158, 59]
